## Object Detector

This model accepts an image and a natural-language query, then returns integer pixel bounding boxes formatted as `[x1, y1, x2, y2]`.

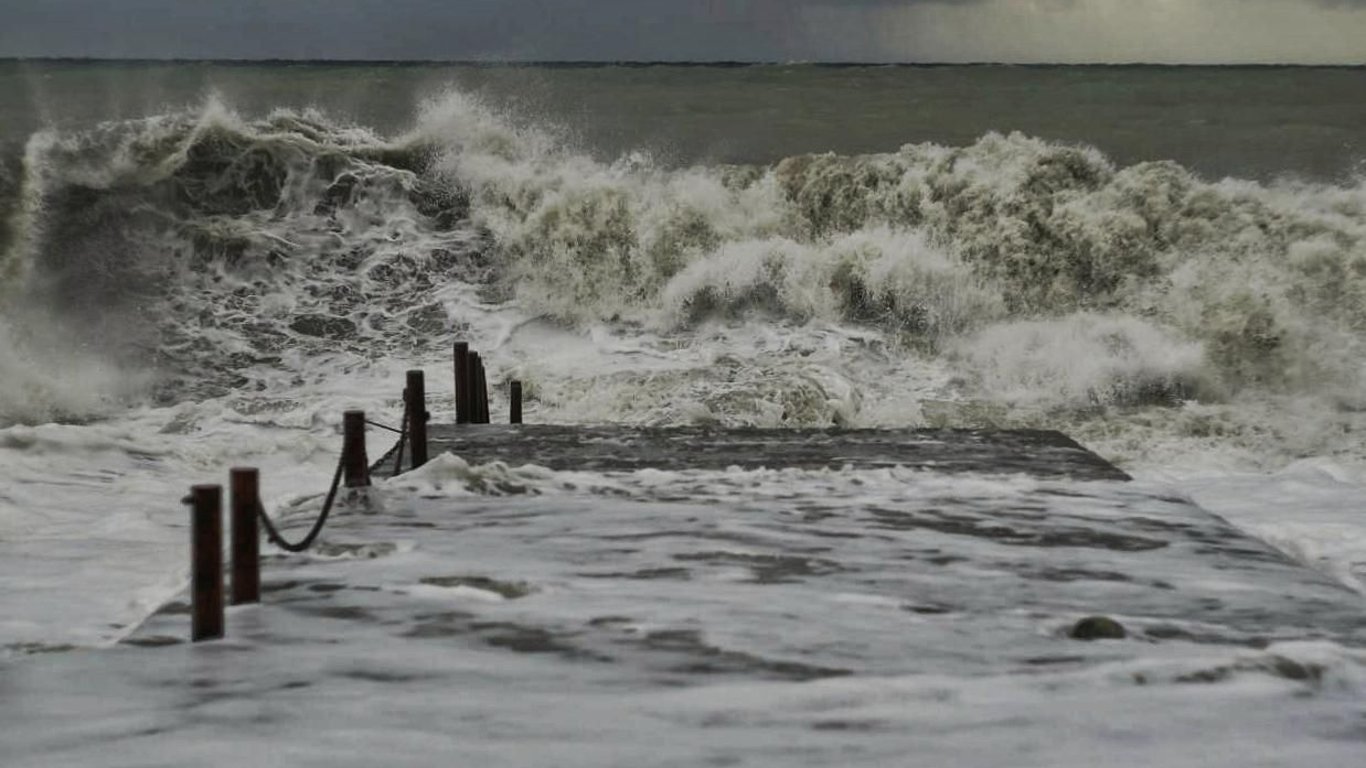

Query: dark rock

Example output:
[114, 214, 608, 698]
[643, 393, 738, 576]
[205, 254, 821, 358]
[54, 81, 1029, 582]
[419, 575, 533, 599]
[119, 635, 183, 648]
[1070, 615, 1127, 641]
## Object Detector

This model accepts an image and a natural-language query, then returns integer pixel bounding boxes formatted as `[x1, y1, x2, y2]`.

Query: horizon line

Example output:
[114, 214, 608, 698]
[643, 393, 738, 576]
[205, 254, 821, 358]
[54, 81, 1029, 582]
[2, 57, 1363, 69]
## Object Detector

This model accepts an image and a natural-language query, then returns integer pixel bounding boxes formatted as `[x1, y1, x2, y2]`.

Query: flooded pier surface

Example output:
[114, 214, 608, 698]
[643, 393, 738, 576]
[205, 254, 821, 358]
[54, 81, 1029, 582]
[5, 429, 1364, 766]
[377, 425, 1133, 481]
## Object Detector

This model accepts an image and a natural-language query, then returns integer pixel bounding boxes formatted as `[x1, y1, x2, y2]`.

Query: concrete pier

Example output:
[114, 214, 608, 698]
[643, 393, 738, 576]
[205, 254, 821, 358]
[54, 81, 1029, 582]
[374, 425, 1131, 481]
[6, 422, 1364, 766]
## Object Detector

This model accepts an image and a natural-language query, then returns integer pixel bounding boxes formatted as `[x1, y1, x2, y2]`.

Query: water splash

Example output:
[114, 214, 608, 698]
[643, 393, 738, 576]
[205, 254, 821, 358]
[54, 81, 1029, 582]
[0, 91, 1363, 468]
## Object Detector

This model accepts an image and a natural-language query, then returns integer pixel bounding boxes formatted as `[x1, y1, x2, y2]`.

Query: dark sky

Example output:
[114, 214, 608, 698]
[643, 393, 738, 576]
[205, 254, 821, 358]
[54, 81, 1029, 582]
[2, 1, 1364, 63]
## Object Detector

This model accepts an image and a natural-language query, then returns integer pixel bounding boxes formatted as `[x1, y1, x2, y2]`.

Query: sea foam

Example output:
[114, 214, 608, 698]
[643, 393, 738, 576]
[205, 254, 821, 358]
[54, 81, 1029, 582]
[0, 90, 1362, 467]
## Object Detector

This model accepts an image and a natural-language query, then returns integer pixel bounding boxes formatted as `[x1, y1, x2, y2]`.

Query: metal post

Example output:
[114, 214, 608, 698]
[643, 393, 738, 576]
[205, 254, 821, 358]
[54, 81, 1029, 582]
[510, 380, 523, 424]
[342, 410, 370, 487]
[229, 468, 260, 606]
[189, 484, 225, 642]
[478, 359, 490, 424]
[454, 341, 470, 424]
[469, 352, 484, 424]
[406, 370, 429, 469]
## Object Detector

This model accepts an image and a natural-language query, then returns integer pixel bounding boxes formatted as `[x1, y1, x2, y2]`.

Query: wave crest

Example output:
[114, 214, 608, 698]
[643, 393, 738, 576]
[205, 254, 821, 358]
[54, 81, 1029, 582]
[2, 90, 1363, 441]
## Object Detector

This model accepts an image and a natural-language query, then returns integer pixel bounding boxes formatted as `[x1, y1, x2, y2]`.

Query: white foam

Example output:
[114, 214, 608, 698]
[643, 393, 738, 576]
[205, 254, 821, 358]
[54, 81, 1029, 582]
[2, 89, 1366, 659]
[958, 313, 1209, 409]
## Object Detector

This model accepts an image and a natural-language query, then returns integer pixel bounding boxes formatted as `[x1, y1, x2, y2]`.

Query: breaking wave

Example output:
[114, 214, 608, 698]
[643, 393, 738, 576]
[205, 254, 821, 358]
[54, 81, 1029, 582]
[1, 90, 1364, 465]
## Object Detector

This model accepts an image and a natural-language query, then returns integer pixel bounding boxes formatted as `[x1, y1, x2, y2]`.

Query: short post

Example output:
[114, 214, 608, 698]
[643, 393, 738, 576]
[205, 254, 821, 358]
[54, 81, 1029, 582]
[342, 410, 370, 487]
[454, 341, 470, 424]
[229, 468, 260, 606]
[189, 484, 225, 642]
[406, 369, 429, 469]
[510, 380, 523, 424]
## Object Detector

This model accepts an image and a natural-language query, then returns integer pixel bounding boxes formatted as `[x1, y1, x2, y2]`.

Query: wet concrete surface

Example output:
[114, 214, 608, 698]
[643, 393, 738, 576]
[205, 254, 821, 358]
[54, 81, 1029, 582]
[375, 425, 1132, 481]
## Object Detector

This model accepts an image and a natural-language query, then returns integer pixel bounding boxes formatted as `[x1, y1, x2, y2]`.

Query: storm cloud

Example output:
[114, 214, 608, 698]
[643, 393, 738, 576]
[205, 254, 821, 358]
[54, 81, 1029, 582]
[0, 0, 1362, 63]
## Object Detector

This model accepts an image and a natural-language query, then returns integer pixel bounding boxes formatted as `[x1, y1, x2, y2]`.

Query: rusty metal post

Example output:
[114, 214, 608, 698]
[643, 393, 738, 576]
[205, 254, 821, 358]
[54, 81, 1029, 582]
[468, 352, 483, 424]
[454, 341, 470, 424]
[478, 353, 487, 424]
[480, 360, 489, 423]
[229, 468, 260, 606]
[510, 380, 523, 424]
[189, 484, 225, 642]
[406, 369, 429, 469]
[478, 359, 490, 423]
[342, 410, 370, 487]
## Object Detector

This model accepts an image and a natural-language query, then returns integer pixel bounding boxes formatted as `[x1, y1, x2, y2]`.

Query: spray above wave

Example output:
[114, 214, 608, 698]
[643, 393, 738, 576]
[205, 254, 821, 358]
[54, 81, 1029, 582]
[2, 90, 1363, 457]
[1, 97, 485, 420]
[442, 111, 1365, 401]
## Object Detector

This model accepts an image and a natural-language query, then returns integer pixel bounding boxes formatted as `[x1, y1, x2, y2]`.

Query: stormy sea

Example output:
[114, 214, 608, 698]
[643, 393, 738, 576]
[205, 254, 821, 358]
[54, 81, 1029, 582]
[2, 62, 1365, 765]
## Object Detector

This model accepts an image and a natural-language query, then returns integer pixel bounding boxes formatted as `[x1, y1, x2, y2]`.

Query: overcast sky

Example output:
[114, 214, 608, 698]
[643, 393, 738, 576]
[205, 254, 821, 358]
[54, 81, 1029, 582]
[1, 0, 1364, 64]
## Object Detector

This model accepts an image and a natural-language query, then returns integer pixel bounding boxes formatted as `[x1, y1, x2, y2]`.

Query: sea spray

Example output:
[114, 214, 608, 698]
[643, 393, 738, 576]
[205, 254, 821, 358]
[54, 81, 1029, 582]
[442, 118, 1366, 404]
[1, 98, 482, 420]
[956, 314, 1210, 410]
[0, 134, 43, 301]
[657, 228, 1004, 342]
[0, 316, 141, 425]
[0, 91, 1362, 464]
[0, 135, 146, 424]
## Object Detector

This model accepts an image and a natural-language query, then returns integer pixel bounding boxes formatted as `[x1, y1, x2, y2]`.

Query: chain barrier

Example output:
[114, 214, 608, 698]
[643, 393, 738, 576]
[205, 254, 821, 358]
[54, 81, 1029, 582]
[255, 451, 346, 553]
[255, 397, 411, 554]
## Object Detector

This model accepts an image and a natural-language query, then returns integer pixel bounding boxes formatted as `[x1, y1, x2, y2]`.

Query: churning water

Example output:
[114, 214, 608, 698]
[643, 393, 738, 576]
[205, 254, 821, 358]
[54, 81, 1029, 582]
[1, 62, 1364, 679]
[3, 64, 1365, 463]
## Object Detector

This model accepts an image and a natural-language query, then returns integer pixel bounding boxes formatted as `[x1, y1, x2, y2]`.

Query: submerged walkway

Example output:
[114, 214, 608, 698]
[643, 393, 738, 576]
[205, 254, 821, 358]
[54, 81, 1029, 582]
[375, 426, 1132, 481]
[4, 427, 1365, 766]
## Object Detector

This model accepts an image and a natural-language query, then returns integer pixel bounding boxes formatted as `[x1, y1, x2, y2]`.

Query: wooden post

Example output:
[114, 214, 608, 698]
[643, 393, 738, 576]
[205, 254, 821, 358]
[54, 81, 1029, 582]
[189, 484, 225, 642]
[229, 468, 260, 606]
[406, 369, 429, 469]
[454, 341, 470, 424]
[510, 380, 523, 424]
[342, 410, 370, 487]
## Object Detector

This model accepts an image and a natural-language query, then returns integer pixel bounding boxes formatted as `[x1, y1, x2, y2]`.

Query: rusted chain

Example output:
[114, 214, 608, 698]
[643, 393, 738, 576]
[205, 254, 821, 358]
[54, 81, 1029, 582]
[257, 397, 412, 553]
[256, 450, 346, 553]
